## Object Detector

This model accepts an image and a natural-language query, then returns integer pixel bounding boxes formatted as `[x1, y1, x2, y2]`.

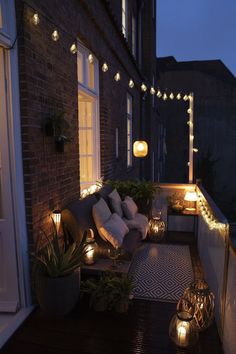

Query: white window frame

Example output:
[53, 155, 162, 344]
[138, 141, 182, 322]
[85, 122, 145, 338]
[122, 0, 128, 39]
[131, 14, 136, 58]
[77, 42, 100, 192]
[127, 93, 132, 167]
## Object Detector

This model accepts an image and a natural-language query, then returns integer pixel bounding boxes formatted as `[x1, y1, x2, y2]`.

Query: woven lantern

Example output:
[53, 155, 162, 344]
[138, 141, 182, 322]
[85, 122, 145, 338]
[169, 298, 199, 348]
[183, 279, 215, 331]
[83, 229, 98, 265]
[148, 212, 165, 242]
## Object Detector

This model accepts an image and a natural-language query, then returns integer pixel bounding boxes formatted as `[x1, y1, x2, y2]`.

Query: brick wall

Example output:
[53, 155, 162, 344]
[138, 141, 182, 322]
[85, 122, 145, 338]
[15, 0, 145, 246]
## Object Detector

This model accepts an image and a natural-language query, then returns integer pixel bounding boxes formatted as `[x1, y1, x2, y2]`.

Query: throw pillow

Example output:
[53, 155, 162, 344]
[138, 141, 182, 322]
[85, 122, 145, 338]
[99, 213, 129, 248]
[108, 189, 123, 217]
[92, 198, 112, 241]
[121, 196, 138, 220]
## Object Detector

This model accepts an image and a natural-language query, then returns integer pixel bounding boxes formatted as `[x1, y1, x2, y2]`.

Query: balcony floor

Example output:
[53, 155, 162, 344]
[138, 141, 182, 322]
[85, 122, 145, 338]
[2, 234, 223, 354]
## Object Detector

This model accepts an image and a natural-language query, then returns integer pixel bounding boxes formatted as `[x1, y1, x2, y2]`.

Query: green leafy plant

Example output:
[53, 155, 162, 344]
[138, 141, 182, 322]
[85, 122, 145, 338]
[105, 180, 159, 201]
[43, 112, 70, 140]
[32, 219, 88, 278]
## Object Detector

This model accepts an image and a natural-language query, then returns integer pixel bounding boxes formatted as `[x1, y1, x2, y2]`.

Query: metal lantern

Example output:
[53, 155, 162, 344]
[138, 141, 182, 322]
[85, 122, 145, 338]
[83, 229, 98, 265]
[148, 212, 165, 242]
[183, 279, 215, 331]
[169, 298, 199, 348]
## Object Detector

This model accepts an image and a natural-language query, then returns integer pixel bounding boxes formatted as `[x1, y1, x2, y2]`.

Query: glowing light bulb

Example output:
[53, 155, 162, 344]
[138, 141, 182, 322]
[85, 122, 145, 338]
[102, 62, 108, 72]
[190, 135, 194, 140]
[163, 93, 167, 100]
[157, 90, 162, 98]
[70, 43, 77, 54]
[183, 94, 189, 101]
[114, 72, 121, 81]
[32, 13, 40, 26]
[129, 79, 134, 88]
[88, 54, 94, 64]
[141, 83, 147, 92]
[169, 92, 174, 100]
[150, 87, 155, 95]
[193, 148, 199, 152]
[187, 162, 190, 166]
[177, 93, 181, 100]
[187, 108, 192, 114]
[51, 30, 59, 41]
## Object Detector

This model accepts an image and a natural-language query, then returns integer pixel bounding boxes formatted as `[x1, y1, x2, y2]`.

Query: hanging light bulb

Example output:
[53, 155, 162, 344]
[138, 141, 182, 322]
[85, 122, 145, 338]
[187, 108, 192, 114]
[193, 148, 199, 152]
[190, 135, 194, 141]
[129, 79, 134, 88]
[88, 53, 94, 64]
[102, 62, 108, 72]
[70, 43, 77, 54]
[150, 87, 156, 95]
[177, 93, 181, 100]
[163, 93, 168, 100]
[187, 120, 193, 126]
[141, 83, 147, 92]
[183, 94, 189, 101]
[169, 92, 174, 100]
[114, 72, 121, 81]
[32, 13, 40, 26]
[187, 162, 190, 166]
[51, 29, 59, 41]
[157, 89, 162, 98]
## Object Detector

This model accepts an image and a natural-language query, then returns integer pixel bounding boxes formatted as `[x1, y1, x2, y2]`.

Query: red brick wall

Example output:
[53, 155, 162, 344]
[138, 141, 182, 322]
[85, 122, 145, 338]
[15, 0, 143, 246]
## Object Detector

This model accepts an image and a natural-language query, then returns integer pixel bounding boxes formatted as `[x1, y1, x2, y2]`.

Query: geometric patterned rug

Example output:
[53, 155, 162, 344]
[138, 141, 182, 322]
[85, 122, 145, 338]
[128, 243, 194, 303]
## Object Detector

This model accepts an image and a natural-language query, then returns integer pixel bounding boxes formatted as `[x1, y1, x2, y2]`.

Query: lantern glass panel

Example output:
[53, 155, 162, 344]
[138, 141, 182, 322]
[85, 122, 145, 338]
[148, 212, 165, 242]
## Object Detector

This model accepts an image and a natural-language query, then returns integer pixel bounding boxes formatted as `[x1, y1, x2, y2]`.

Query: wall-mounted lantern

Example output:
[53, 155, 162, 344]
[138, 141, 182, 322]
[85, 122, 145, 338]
[133, 141, 148, 157]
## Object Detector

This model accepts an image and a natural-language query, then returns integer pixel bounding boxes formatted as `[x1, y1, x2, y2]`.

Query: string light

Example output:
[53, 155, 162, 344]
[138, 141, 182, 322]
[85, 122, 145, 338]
[51, 29, 59, 41]
[193, 148, 199, 152]
[163, 93, 168, 100]
[32, 13, 40, 25]
[157, 90, 162, 98]
[88, 53, 94, 64]
[183, 94, 189, 101]
[190, 135, 194, 140]
[187, 108, 192, 114]
[70, 43, 77, 54]
[187, 162, 190, 166]
[198, 198, 228, 235]
[187, 120, 193, 126]
[129, 79, 134, 88]
[114, 72, 121, 81]
[141, 83, 147, 92]
[150, 87, 155, 95]
[169, 92, 174, 100]
[177, 93, 181, 100]
[102, 62, 108, 72]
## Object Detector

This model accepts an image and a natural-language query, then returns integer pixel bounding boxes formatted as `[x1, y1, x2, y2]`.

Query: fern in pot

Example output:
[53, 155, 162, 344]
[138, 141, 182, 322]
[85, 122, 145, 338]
[32, 220, 88, 317]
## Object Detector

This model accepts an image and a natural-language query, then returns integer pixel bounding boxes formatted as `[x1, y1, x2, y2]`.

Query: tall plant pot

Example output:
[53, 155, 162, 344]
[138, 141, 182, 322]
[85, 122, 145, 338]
[35, 270, 80, 317]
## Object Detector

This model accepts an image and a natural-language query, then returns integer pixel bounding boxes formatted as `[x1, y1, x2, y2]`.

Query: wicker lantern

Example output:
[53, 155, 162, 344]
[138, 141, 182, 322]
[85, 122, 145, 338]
[148, 212, 165, 242]
[169, 298, 199, 348]
[83, 229, 98, 265]
[183, 279, 215, 331]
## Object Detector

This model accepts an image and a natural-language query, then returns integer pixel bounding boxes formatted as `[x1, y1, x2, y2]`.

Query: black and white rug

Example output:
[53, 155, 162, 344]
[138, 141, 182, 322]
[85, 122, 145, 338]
[129, 243, 194, 303]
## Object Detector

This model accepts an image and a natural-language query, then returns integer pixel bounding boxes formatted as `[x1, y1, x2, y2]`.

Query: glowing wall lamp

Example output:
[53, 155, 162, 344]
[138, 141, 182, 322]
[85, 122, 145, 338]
[133, 141, 148, 157]
[52, 209, 61, 232]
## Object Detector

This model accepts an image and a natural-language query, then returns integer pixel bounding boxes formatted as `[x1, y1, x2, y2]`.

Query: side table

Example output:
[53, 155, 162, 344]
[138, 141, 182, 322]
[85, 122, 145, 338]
[81, 258, 131, 277]
[167, 207, 199, 241]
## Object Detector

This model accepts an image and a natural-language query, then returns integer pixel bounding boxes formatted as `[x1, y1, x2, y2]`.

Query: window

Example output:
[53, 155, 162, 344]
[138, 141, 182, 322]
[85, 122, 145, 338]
[131, 15, 136, 57]
[127, 94, 132, 167]
[122, 0, 128, 39]
[77, 43, 100, 193]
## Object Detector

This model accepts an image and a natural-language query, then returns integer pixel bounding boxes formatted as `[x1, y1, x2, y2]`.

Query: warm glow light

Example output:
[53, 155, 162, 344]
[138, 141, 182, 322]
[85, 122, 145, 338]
[32, 13, 40, 25]
[190, 135, 194, 140]
[187, 162, 190, 166]
[177, 324, 187, 346]
[193, 148, 199, 152]
[52, 209, 61, 232]
[141, 83, 147, 92]
[70, 43, 77, 54]
[88, 53, 94, 64]
[150, 87, 155, 95]
[80, 183, 102, 199]
[169, 92, 174, 100]
[114, 72, 121, 81]
[157, 90, 162, 98]
[102, 62, 108, 72]
[187, 120, 193, 126]
[187, 108, 192, 114]
[183, 94, 189, 101]
[129, 79, 134, 88]
[177, 93, 181, 100]
[133, 141, 148, 157]
[51, 29, 59, 41]
[184, 191, 197, 211]
[163, 93, 167, 100]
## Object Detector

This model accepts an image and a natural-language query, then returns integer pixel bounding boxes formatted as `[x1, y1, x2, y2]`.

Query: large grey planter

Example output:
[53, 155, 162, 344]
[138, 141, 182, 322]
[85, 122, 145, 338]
[35, 269, 80, 317]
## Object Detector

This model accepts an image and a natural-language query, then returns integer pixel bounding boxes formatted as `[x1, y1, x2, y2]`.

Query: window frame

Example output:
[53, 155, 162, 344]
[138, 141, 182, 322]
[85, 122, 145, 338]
[122, 0, 128, 39]
[131, 14, 136, 58]
[127, 93, 133, 168]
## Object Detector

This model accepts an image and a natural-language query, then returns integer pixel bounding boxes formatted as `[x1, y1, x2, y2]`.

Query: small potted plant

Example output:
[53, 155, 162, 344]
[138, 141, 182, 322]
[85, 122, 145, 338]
[43, 112, 70, 152]
[109, 275, 134, 313]
[32, 220, 88, 317]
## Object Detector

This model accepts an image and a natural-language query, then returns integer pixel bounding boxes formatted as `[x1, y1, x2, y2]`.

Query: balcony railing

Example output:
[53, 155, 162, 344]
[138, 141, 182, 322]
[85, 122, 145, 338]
[157, 183, 235, 354]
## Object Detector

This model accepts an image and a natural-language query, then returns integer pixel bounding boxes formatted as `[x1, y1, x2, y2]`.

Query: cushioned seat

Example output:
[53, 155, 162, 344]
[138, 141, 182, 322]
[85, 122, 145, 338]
[123, 213, 149, 240]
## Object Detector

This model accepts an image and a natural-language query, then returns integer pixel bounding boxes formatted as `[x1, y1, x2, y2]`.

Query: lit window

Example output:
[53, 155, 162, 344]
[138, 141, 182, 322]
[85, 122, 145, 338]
[132, 15, 136, 57]
[127, 93, 132, 167]
[77, 43, 100, 192]
[122, 0, 128, 39]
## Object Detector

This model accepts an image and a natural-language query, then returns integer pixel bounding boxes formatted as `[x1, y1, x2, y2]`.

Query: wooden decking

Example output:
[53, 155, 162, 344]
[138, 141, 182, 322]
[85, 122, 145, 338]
[1, 234, 223, 354]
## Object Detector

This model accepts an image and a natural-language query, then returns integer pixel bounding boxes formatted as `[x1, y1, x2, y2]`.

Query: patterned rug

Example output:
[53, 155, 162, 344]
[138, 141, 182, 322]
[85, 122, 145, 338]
[129, 243, 194, 303]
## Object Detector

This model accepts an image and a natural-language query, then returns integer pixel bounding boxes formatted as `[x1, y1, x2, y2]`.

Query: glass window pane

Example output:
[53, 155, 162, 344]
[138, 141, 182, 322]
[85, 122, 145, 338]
[79, 128, 93, 155]
[79, 99, 93, 128]
[77, 51, 84, 83]
[80, 156, 93, 182]
[88, 61, 95, 90]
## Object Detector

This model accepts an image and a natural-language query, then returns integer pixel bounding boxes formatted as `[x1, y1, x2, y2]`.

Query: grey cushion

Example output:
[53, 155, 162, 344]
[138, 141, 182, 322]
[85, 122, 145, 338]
[123, 213, 149, 240]
[108, 189, 123, 217]
[99, 213, 129, 248]
[121, 196, 138, 220]
[92, 198, 112, 241]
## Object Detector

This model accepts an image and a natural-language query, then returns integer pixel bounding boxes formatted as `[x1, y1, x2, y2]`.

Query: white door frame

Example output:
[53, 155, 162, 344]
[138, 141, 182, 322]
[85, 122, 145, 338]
[0, 0, 31, 319]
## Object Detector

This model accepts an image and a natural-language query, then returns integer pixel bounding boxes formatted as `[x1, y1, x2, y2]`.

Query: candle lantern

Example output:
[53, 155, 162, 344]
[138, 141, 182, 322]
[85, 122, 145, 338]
[169, 298, 199, 348]
[148, 212, 165, 242]
[83, 229, 98, 265]
[183, 279, 215, 331]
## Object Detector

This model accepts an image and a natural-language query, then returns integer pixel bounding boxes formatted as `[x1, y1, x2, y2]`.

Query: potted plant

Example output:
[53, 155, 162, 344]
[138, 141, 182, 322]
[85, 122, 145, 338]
[109, 275, 134, 313]
[43, 112, 70, 152]
[105, 179, 159, 216]
[32, 220, 88, 317]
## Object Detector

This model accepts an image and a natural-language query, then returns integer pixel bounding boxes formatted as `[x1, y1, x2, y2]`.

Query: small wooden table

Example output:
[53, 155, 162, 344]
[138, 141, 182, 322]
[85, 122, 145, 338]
[167, 207, 199, 240]
[82, 258, 131, 276]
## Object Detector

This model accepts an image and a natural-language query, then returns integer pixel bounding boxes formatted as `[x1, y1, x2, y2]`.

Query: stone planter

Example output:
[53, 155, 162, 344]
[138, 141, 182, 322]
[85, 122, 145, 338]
[35, 270, 80, 317]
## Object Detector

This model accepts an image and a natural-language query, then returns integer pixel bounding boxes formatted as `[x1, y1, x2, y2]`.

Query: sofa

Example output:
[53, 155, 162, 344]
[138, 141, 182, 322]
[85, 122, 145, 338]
[61, 185, 149, 259]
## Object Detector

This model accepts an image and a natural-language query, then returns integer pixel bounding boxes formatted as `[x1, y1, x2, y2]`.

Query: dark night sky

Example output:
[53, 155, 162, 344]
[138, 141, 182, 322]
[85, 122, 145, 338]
[157, 0, 236, 77]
